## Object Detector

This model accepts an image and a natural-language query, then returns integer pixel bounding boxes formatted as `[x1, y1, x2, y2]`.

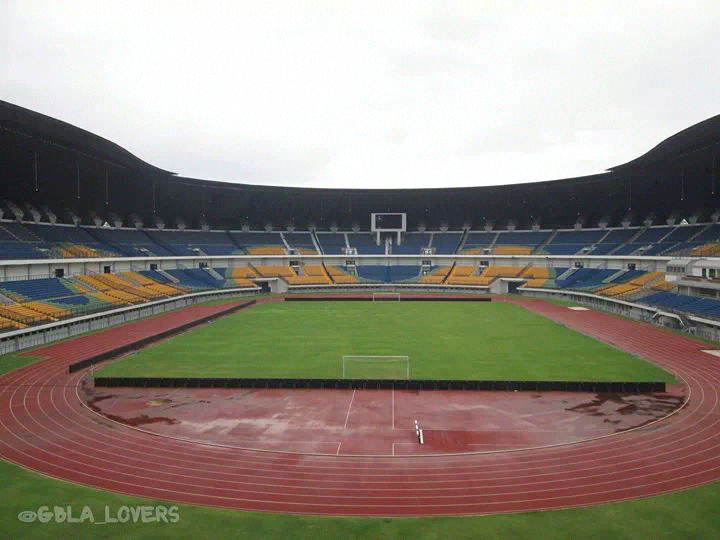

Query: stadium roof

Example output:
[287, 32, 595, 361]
[0, 100, 174, 176]
[2, 100, 719, 229]
[611, 114, 720, 171]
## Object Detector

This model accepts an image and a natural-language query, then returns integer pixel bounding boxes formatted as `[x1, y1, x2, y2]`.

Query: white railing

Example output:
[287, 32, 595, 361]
[520, 287, 720, 341]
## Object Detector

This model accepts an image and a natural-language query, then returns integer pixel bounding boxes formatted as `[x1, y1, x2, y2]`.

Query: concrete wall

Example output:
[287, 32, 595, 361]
[0, 252, 672, 283]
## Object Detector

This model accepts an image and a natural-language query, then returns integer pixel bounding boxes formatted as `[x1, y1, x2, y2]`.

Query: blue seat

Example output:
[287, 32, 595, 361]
[388, 266, 420, 282]
[316, 233, 347, 254]
[0, 278, 71, 300]
[347, 234, 385, 255]
[357, 265, 390, 282]
[433, 233, 463, 254]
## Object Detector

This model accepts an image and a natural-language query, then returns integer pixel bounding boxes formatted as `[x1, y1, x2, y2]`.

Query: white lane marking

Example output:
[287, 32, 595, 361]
[343, 389, 356, 430]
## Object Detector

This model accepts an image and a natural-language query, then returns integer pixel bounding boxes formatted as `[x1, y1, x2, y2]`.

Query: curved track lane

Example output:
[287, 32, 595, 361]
[1, 298, 719, 516]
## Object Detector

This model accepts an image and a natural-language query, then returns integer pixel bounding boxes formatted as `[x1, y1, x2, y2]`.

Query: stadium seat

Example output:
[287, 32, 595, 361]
[347, 233, 385, 255]
[419, 266, 451, 284]
[445, 265, 492, 286]
[392, 233, 430, 255]
[494, 246, 534, 255]
[253, 265, 296, 278]
[315, 233, 347, 254]
[228, 231, 285, 254]
[325, 266, 358, 284]
[494, 230, 550, 253]
[284, 232, 318, 254]
[461, 231, 496, 253]
[432, 232, 463, 254]
[356, 265, 390, 282]
[285, 265, 332, 285]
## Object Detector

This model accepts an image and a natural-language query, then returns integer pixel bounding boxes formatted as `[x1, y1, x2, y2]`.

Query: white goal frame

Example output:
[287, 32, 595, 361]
[342, 355, 410, 379]
[372, 292, 401, 301]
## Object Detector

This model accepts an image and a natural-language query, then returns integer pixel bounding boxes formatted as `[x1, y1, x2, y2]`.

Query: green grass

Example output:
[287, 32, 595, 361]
[0, 296, 256, 378]
[0, 352, 43, 377]
[96, 301, 675, 382]
[1, 457, 720, 540]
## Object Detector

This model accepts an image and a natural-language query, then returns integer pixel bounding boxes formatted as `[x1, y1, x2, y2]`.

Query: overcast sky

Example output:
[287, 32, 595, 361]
[2, 1, 719, 188]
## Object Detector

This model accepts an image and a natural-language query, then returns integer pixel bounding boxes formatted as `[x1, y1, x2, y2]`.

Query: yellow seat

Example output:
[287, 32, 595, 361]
[247, 246, 286, 255]
[629, 272, 663, 286]
[599, 283, 639, 297]
[231, 277, 258, 288]
[303, 265, 329, 276]
[446, 276, 493, 286]
[494, 245, 533, 255]
[0, 304, 52, 323]
[232, 267, 259, 279]
[0, 314, 25, 329]
[285, 275, 332, 285]
[521, 266, 550, 279]
[652, 280, 675, 291]
[688, 243, 720, 256]
[419, 267, 451, 284]
[521, 278, 547, 288]
[254, 265, 296, 278]
[482, 266, 523, 278]
[325, 266, 358, 284]
[23, 302, 71, 318]
[331, 275, 359, 284]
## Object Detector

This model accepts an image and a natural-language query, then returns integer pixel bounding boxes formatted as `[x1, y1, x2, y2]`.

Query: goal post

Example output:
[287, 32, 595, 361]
[342, 355, 410, 380]
[372, 292, 401, 301]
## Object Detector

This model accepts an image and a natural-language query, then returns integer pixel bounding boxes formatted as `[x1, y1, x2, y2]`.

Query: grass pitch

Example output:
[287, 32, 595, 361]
[2, 457, 720, 540]
[96, 301, 674, 382]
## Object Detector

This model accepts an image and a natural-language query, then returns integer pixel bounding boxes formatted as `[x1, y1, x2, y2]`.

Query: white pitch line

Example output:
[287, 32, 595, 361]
[343, 389, 356, 430]
[336, 442, 342, 455]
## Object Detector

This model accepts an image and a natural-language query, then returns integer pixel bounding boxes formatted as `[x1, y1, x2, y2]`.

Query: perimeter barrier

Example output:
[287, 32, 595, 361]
[93, 377, 665, 393]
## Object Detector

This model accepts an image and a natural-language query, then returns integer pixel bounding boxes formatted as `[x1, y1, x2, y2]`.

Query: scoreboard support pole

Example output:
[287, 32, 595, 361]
[371, 213, 407, 247]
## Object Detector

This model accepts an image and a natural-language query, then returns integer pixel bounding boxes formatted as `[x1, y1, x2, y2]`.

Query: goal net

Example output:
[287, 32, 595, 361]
[372, 292, 401, 301]
[342, 356, 410, 379]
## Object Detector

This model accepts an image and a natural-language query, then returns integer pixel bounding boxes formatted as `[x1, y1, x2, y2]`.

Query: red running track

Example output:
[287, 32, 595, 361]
[1, 297, 720, 516]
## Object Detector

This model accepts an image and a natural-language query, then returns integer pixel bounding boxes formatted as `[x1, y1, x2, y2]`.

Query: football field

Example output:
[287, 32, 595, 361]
[96, 300, 675, 382]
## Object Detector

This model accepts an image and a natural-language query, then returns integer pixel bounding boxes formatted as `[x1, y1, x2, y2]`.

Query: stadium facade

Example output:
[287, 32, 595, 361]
[3, 99, 720, 349]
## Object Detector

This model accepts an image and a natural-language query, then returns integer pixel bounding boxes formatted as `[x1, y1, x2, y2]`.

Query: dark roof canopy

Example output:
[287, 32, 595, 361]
[611, 114, 720, 171]
[0, 100, 174, 175]
[2, 100, 720, 230]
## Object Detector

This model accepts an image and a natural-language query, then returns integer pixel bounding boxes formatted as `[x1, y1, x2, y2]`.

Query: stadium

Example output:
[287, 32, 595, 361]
[2, 96, 720, 538]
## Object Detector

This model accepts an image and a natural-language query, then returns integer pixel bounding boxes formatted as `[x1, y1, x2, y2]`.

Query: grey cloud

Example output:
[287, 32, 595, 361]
[2, 1, 719, 189]
[387, 50, 483, 76]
